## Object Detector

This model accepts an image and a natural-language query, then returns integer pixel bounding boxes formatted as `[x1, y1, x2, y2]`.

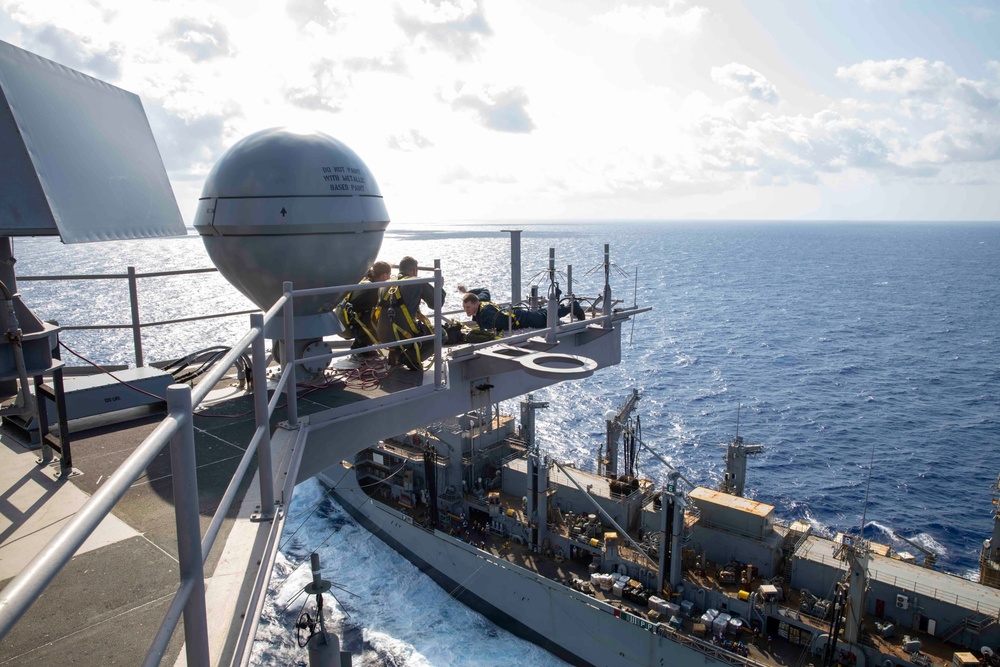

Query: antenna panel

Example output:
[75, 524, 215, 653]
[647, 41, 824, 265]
[0, 40, 185, 242]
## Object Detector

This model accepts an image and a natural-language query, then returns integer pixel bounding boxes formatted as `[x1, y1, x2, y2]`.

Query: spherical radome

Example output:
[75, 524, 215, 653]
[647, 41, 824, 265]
[193, 128, 389, 338]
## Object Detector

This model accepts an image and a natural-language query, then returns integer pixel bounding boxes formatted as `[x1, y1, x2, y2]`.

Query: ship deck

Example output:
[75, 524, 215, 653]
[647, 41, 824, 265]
[688, 551, 971, 667]
[374, 488, 815, 667]
[0, 354, 428, 665]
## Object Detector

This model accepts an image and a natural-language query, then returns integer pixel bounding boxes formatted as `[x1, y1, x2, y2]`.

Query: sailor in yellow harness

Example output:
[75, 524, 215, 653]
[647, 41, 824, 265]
[338, 261, 391, 359]
[375, 256, 445, 370]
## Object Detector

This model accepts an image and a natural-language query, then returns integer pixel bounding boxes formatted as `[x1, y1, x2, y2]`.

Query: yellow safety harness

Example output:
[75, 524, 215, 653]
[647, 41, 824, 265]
[379, 279, 431, 368]
[480, 301, 519, 330]
[337, 288, 380, 350]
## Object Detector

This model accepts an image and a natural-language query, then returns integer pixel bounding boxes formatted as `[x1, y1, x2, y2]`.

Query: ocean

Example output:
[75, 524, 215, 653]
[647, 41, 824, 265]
[13, 220, 1000, 666]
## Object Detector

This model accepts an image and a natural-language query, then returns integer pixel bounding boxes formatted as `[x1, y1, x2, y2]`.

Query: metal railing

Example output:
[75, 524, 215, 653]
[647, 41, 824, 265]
[0, 304, 280, 663]
[20, 267, 258, 368]
[0, 266, 453, 664]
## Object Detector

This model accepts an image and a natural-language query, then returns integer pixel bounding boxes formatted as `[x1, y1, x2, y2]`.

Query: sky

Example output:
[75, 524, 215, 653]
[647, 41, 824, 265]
[1, 0, 999, 224]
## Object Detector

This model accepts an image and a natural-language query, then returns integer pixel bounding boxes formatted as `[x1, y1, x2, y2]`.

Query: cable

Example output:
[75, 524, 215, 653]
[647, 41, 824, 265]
[331, 357, 391, 390]
[59, 341, 168, 402]
[59, 341, 252, 413]
[294, 597, 314, 648]
[277, 460, 407, 557]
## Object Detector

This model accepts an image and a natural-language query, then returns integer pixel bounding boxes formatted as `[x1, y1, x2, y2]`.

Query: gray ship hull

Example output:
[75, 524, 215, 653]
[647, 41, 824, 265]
[327, 472, 738, 667]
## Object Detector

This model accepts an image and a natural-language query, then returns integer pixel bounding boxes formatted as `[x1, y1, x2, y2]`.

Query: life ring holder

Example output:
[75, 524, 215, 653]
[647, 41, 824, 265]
[475, 344, 597, 380]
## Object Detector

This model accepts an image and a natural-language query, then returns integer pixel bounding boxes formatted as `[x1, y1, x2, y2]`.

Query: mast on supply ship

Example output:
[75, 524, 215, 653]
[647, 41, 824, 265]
[719, 406, 764, 497]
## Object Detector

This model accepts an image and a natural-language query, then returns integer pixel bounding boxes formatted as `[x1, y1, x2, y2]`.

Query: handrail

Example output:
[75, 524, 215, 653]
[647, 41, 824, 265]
[20, 266, 253, 368]
[0, 293, 285, 663]
[19, 267, 220, 281]
[0, 408, 185, 635]
[56, 310, 259, 330]
[278, 273, 449, 403]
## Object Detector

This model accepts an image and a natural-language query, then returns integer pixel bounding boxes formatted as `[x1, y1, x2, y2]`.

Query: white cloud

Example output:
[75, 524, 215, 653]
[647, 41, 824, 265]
[835, 58, 956, 96]
[593, 2, 707, 37]
[448, 85, 535, 133]
[1, 0, 997, 221]
[395, 0, 492, 59]
[711, 63, 780, 105]
[913, 127, 1000, 164]
[284, 58, 352, 112]
[286, 0, 344, 30]
[162, 17, 235, 62]
[2, 0, 124, 79]
[387, 129, 433, 152]
[953, 77, 1000, 113]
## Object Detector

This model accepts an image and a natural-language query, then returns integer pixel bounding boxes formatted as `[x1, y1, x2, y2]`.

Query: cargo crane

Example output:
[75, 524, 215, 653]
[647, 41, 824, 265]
[893, 530, 938, 568]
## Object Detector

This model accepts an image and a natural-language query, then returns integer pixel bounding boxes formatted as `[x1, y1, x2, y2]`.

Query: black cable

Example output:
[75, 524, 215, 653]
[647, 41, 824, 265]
[58, 341, 167, 402]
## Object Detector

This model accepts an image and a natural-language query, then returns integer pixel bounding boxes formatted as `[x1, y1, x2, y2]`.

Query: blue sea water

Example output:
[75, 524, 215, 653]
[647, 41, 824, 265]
[13, 220, 1000, 666]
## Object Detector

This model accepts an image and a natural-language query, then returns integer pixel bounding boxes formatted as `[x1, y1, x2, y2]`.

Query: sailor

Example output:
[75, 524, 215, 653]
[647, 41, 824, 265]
[459, 285, 585, 333]
[339, 261, 391, 358]
[375, 256, 445, 369]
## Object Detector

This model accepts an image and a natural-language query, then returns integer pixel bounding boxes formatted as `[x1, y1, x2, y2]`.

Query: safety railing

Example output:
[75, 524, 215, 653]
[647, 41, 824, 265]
[0, 263, 457, 663]
[865, 567, 1000, 618]
[277, 261, 448, 417]
[0, 303, 280, 664]
[20, 267, 258, 368]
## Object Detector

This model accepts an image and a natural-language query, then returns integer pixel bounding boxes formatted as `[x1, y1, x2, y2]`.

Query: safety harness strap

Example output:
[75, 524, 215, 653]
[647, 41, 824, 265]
[382, 280, 428, 368]
[481, 301, 519, 329]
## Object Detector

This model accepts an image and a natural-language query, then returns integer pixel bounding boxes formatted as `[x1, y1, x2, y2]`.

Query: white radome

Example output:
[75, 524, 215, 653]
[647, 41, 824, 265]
[194, 127, 389, 339]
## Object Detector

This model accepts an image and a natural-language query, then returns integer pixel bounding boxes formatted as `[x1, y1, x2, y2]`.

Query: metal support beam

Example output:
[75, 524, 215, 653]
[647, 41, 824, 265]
[167, 385, 210, 665]
[127, 266, 144, 367]
[251, 313, 275, 518]
[503, 229, 522, 305]
[282, 280, 298, 428]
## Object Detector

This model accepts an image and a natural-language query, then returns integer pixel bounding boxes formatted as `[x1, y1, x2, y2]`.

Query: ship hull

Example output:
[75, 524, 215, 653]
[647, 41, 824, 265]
[327, 473, 732, 667]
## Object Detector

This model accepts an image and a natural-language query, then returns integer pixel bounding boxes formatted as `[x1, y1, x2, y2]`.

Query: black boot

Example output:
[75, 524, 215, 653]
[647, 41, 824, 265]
[572, 300, 586, 321]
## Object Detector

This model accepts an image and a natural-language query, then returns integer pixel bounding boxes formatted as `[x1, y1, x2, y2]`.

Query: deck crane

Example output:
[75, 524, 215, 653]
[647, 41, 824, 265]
[892, 530, 938, 568]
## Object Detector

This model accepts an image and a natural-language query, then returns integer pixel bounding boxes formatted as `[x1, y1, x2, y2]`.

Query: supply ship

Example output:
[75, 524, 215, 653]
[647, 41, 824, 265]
[322, 388, 1000, 667]
[1, 37, 998, 667]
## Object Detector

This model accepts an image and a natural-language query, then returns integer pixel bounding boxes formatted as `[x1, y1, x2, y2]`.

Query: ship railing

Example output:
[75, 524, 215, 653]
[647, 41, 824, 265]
[939, 612, 998, 642]
[372, 441, 427, 462]
[281, 268, 448, 406]
[656, 624, 768, 667]
[20, 266, 257, 369]
[502, 449, 527, 466]
[461, 439, 508, 464]
[791, 529, 812, 554]
[802, 549, 1000, 618]
[0, 303, 282, 664]
[866, 568, 1000, 618]
[614, 606, 767, 667]
[681, 504, 701, 546]
[0, 266, 461, 664]
[433, 520, 767, 667]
